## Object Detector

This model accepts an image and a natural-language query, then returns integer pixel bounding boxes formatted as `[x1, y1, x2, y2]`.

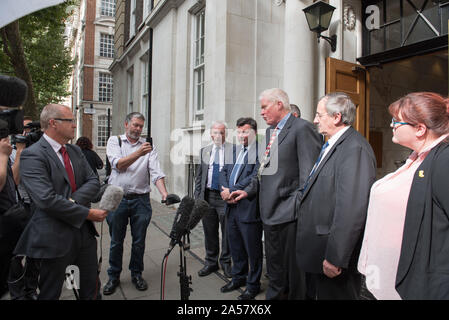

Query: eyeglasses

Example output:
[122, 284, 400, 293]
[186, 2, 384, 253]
[315, 112, 329, 119]
[391, 118, 413, 127]
[54, 118, 76, 124]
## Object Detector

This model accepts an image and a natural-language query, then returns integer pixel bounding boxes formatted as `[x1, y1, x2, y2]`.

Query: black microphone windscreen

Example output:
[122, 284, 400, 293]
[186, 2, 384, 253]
[0, 75, 28, 107]
[165, 194, 181, 205]
[187, 199, 209, 231]
[169, 196, 195, 247]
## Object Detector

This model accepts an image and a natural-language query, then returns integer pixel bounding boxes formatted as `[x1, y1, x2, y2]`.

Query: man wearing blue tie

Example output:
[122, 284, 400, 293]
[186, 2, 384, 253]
[194, 121, 233, 278]
[219, 118, 262, 300]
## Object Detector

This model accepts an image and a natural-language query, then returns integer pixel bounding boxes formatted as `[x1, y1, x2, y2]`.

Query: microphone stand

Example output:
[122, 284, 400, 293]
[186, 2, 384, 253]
[178, 233, 192, 300]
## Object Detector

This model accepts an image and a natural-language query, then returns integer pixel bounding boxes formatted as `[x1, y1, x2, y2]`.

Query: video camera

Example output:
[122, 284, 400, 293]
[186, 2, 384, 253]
[0, 75, 28, 139]
[11, 121, 43, 147]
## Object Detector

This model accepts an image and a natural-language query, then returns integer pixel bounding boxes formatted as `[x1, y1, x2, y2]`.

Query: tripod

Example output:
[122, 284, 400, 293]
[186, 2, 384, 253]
[160, 233, 193, 300]
[177, 234, 192, 300]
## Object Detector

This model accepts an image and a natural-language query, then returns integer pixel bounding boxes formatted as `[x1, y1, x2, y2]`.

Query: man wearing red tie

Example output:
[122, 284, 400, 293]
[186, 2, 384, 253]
[14, 104, 107, 300]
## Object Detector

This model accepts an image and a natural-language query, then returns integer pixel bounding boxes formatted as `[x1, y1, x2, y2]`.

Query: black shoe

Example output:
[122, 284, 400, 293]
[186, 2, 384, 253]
[131, 275, 148, 291]
[198, 265, 219, 277]
[237, 289, 259, 300]
[220, 280, 245, 293]
[222, 264, 232, 278]
[103, 279, 120, 295]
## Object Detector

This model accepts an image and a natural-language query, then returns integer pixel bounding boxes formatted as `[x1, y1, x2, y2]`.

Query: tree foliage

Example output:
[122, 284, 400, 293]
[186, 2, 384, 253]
[0, 1, 78, 118]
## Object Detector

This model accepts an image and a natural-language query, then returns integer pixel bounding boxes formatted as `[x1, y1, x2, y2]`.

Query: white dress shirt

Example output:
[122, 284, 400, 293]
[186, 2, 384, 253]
[317, 126, 351, 168]
[206, 144, 224, 190]
[107, 134, 165, 195]
[43, 133, 70, 166]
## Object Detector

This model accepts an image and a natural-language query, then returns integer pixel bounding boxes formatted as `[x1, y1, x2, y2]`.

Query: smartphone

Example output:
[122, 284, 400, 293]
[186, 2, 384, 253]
[146, 136, 153, 146]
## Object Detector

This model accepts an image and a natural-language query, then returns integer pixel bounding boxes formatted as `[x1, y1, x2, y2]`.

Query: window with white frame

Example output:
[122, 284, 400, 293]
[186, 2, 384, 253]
[192, 9, 205, 121]
[97, 114, 111, 147]
[101, 0, 115, 17]
[100, 33, 114, 58]
[141, 58, 149, 127]
[127, 68, 134, 114]
[99, 72, 113, 102]
[129, 0, 136, 38]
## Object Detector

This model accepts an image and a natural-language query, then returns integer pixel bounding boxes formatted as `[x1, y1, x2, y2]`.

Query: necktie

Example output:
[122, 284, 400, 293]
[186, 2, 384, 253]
[302, 141, 329, 191]
[264, 127, 279, 158]
[229, 147, 247, 188]
[60, 146, 77, 192]
[258, 127, 279, 179]
[211, 147, 220, 190]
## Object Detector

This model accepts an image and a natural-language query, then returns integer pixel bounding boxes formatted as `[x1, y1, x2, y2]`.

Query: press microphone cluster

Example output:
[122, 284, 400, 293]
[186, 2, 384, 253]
[98, 185, 124, 212]
[169, 196, 195, 249]
[168, 197, 209, 249]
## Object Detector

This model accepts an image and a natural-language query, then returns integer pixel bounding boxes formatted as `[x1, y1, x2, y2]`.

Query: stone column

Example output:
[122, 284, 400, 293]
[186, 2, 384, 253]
[283, 0, 317, 122]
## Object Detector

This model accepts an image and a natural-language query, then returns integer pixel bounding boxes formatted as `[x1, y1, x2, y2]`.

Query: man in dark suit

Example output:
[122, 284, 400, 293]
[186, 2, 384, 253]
[194, 121, 233, 278]
[296, 92, 376, 300]
[219, 117, 262, 300]
[14, 104, 107, 300]
[231, 88, 322, 299]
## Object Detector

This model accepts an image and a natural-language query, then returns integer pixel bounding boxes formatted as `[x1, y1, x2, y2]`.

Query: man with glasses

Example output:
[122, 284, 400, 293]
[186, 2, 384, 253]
[295, 92, 376, 299]
[14, 104, 106, 299]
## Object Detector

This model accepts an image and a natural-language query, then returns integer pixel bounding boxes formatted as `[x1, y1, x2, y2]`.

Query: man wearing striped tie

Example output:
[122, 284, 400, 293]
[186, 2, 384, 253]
[219, 117, 262, 300]
[230, 88, 322, 300]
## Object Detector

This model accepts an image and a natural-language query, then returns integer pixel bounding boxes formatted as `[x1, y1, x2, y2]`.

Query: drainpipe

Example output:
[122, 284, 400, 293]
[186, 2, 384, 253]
[147, 0, 154, 138]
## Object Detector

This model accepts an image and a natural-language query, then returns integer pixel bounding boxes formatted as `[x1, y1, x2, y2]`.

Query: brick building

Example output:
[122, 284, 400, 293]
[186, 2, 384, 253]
[69, 0, 116, 161]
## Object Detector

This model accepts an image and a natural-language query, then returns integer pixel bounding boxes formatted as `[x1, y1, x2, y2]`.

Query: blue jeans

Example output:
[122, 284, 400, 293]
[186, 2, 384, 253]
[106, 196, 152, 280]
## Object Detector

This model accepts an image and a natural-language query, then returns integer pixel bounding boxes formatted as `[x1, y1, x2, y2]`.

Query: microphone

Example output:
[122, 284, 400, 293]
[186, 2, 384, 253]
[0, 75, 28, 107]
[169, 196, 195, 249]
[186, 199, 209, 232]
[99, 185, 124, 212]
[162, 194, 181, 205]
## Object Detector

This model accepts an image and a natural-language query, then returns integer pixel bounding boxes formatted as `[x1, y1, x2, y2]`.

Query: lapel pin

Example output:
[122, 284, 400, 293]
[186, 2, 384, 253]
[418, 170, 424, 178]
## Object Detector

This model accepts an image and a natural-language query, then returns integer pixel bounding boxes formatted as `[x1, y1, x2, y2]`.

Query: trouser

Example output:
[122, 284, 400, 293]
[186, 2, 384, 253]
[106, 195, 152, 279]
[227, 210, 263, 293]
[263, 220, 306, 300]
[8, 256, 39, 299]
[36, 223, 100, 300]
[202, 189, 231, 268]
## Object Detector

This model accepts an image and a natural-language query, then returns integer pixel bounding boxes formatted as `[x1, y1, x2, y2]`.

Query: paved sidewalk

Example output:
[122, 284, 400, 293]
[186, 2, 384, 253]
[56, 198, 268, 300]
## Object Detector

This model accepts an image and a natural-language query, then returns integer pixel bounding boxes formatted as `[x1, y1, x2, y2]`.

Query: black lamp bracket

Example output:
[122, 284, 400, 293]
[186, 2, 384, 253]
[317, 33, 337, 52]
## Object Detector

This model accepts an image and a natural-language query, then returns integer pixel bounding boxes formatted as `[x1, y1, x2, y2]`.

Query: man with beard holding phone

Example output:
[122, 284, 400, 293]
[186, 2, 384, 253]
[103, 112, 168, 295]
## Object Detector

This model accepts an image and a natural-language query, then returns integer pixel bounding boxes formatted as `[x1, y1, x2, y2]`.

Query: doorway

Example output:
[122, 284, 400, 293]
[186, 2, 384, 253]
[368, 50, 448, 178]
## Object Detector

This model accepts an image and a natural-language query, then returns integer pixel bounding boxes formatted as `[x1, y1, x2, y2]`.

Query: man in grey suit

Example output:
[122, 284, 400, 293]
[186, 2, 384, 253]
[194, 121, 233, 278]
[296, 92, 376, 299]
[231, 88, 322, 299]
[14, 104, 107, 300]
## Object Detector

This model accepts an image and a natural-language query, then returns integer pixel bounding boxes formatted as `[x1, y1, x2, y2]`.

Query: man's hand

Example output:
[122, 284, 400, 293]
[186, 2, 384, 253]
[229, 190, 248, 202]
[87, 208, 108, 222]
[0, 138, 12, 157]
[323, 259, 342, 278]
[15, 142, 26, 153]
[137, 142, 152, 157]
[220, 186, 230, 201]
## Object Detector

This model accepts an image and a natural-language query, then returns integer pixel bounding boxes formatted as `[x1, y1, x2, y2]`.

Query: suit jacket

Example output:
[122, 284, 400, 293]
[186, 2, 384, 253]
[14, 137, 100, 259]
[220, 143, 259, 223]
[244, 115, 322, 225]
[194, 142, 234, 201]
[395, 142, 449, 299]
[296, 127, 376, 273]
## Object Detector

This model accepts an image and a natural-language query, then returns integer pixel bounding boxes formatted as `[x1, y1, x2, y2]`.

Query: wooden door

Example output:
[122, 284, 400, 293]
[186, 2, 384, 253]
[326, 57, 370, 140]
